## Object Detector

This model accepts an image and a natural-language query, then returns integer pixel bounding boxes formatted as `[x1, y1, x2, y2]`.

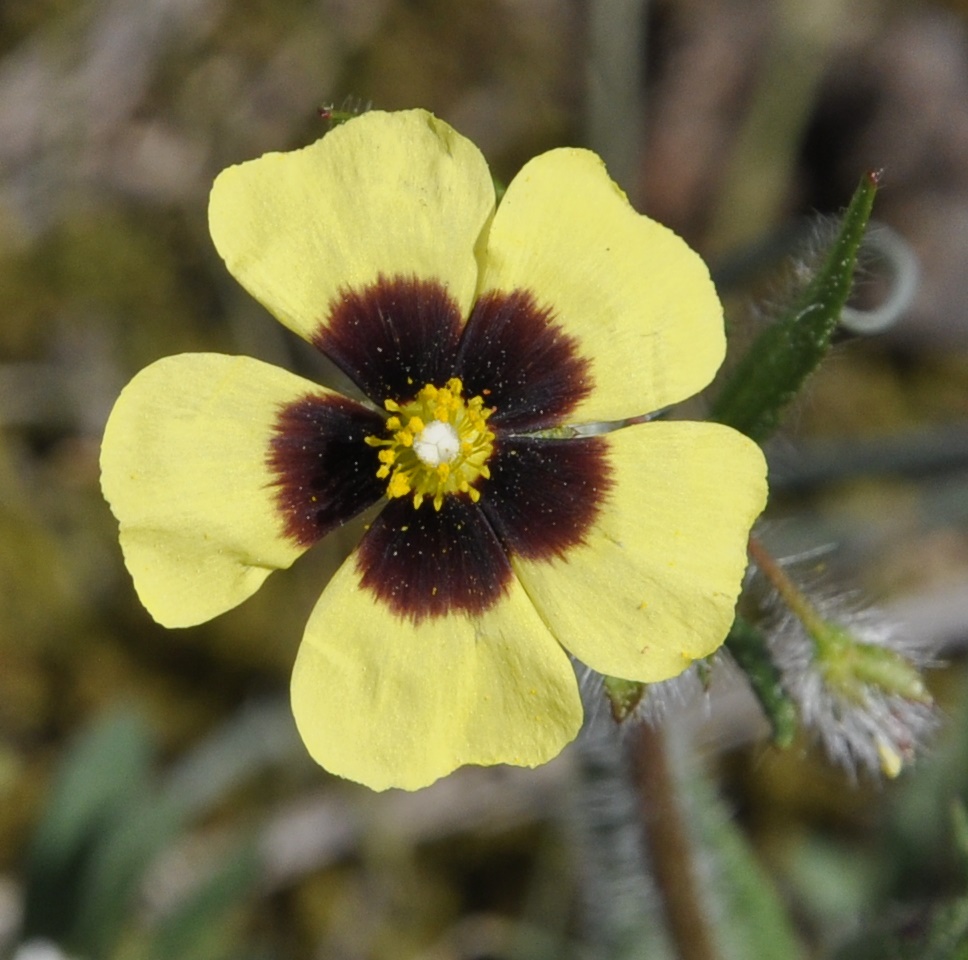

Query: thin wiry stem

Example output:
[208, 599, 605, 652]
[748, 534, 827, 635]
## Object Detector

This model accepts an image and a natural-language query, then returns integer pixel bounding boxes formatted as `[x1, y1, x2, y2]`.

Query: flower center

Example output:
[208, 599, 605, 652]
[413, 419, 460, 467]
[365, 377, 495, 510]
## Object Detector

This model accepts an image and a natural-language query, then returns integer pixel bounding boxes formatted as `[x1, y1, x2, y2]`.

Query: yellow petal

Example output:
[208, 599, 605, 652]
[290, 552, 583, 791]
[513, 421, 768, 681]
[480, 149, 724, 423]
[209, 110, 494, 344]
[100, 353, 339, 627]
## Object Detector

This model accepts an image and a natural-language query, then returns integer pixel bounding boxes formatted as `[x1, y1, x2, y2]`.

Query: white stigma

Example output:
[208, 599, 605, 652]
[413, 419, 461, 466]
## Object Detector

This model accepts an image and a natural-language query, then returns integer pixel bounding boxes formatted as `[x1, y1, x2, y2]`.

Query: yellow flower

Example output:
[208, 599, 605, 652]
[100, 110, 768, 791]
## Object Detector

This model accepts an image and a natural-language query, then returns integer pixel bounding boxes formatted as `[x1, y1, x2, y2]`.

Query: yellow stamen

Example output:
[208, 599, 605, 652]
[387, 472, 411, 499]
[365, 378, 496, 510]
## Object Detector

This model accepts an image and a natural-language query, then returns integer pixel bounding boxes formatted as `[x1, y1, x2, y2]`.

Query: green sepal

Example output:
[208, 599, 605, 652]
[726, 615, 798, 748]
[317, 99, 369, 128]
[710, 171, 880, 442]
[816, 622, 931, 704]
[603, 674, 647, 722]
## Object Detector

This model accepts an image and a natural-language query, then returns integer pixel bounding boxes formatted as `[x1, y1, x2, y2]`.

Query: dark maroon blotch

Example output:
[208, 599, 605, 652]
[295, 277, 607, 615]
[480, 435, 612, 560]
[314, 275, 463, 405]
[457, 289, 593, 432]
[268, 393, 387, 547]
[356, 496, 513, 622]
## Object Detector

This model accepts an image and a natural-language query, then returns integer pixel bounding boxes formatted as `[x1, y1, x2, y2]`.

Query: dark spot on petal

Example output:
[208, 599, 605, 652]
[356, 497, 512, 622]
[269, 394, 386, 547]
[481, 435, 612, 560]
[314, 274, 463, 404]
[457, 289, 592, 432]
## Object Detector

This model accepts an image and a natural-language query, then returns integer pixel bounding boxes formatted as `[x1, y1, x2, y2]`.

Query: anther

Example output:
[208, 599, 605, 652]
[365, 379, 495, 510]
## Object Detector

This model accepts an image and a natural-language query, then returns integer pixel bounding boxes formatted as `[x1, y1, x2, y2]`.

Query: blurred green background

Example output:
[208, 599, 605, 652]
[2, 0, 968, 957]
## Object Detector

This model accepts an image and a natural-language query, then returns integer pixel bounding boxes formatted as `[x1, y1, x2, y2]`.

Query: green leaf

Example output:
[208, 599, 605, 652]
[21, 706, 153, 944]
[834, 896, 968, 960]
[726, 616, 798, 748]
[143, 843, 262, 960]
[710, 171, 880, 442]
[690, 771, 805, 960]
[952, 800, 968, 879]
[69, 784, 187, 957]
[70, 701, 296, 958]
[921, 897, 968, 960]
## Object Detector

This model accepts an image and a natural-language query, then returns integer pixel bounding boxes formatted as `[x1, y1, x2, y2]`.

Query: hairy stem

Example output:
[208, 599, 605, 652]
[748, 534, 827, 635]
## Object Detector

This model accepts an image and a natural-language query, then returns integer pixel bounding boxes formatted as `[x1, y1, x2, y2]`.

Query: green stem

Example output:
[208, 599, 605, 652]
[726, 615, 798, 748]
[710, 171, 880, 443]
